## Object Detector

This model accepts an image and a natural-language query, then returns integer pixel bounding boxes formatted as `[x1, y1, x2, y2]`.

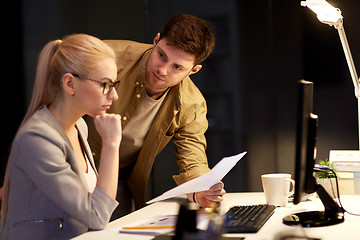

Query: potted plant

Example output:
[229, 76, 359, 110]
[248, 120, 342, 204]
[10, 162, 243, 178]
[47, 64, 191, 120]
[316, 159, 338, 198]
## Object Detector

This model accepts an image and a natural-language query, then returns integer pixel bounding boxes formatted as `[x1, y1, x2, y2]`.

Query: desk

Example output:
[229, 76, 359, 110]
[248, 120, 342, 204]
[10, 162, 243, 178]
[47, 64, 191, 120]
[72, 192, 360, 240]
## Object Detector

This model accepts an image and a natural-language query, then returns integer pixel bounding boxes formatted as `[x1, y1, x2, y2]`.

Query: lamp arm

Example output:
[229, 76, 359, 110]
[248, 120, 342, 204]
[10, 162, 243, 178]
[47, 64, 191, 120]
[335, 25, 360, 98]
[336, 25, 360, 149]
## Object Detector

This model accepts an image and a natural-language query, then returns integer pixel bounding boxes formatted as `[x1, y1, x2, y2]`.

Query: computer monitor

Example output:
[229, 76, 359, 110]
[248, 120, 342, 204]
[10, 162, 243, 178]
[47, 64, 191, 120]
[293, 80, 317, 204]
[283, 80, 345, 227]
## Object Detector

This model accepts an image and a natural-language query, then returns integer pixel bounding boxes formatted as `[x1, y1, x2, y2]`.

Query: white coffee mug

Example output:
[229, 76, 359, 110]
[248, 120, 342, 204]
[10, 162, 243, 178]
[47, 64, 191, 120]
[261, 173, 295, 207]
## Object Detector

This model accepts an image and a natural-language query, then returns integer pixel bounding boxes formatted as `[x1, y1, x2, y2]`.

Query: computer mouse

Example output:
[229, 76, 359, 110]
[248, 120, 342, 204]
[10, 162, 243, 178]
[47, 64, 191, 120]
[282, 214, 300, 225]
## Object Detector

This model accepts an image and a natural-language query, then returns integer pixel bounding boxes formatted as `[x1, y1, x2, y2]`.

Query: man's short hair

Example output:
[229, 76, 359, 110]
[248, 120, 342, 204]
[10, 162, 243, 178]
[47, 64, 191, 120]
[160, 14, 215, 66]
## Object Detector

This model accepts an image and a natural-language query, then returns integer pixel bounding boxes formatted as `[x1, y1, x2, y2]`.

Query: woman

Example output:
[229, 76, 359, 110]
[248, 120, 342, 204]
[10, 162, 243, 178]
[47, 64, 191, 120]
[0, 34, 122, 240]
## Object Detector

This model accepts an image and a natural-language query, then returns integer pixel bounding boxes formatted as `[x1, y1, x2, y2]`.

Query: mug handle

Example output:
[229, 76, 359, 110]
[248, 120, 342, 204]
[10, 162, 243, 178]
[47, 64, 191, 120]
[286, 178, 295, 197]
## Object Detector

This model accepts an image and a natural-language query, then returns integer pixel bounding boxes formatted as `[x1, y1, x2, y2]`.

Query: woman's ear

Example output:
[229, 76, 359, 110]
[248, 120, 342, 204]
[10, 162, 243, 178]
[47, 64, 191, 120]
[62, 73, 75, 96]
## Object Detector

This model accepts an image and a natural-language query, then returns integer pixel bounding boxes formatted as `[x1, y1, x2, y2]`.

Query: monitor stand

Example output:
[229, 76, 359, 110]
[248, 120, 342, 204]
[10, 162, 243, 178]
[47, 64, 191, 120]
[282, 184, 345, 227]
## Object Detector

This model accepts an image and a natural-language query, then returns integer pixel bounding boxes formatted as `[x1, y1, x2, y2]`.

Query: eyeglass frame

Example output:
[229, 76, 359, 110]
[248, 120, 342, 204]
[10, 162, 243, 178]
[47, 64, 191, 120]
[70, 73, 120, 95]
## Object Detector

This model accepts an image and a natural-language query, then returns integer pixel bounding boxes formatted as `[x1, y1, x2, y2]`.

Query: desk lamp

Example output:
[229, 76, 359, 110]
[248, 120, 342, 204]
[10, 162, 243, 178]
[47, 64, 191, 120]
[301, 0, 360, 174]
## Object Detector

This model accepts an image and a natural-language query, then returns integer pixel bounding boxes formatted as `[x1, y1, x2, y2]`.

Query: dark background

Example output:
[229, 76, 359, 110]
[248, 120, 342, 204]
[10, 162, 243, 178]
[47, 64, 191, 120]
[2, 0, 359, 198]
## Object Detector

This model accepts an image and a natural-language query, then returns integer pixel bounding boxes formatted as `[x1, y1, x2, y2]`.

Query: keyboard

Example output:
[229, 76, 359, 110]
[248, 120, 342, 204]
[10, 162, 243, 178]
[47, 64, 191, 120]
[223, 204, 276, 233]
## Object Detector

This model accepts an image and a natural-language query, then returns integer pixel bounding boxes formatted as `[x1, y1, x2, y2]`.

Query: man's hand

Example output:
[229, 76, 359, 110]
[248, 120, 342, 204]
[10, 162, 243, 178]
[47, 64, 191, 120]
[188, 181, 226, 208]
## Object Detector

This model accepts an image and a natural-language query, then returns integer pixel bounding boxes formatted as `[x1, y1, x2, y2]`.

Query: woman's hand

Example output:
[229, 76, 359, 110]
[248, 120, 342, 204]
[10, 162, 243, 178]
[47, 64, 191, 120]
[94, 113, 122, 147]
[94, 113, 122, 199]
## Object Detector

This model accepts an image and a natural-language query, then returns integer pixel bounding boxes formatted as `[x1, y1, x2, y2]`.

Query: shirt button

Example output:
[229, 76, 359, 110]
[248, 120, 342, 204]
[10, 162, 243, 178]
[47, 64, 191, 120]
[136, 81, 139, 85]
[140, 84, 144, 88]
[123, 116, 127, 121]
[136, 94, 141, 98]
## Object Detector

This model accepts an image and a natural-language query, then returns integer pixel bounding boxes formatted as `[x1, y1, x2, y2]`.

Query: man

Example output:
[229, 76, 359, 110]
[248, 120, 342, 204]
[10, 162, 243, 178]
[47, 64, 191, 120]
[85, 14, 226, 219]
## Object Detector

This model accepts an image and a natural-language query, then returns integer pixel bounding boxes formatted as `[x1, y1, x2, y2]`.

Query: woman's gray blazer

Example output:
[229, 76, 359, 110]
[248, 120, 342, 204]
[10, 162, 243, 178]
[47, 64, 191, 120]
[0, 107, 118, 240]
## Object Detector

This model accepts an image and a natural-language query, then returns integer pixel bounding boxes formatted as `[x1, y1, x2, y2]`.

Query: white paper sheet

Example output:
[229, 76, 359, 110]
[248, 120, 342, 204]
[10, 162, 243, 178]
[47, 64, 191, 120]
[146, 152, 247, 204]
[118, 215, 177, 235]
[117, 213, 210, 235]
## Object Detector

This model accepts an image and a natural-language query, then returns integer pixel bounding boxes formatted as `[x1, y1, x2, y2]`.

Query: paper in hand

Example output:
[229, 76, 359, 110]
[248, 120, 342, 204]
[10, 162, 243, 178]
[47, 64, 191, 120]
[146, 152, 247, 204]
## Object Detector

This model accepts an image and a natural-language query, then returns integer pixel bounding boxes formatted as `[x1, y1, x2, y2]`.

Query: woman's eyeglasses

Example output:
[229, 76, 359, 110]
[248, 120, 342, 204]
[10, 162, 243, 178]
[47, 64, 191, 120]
[71, 73, 120, 95]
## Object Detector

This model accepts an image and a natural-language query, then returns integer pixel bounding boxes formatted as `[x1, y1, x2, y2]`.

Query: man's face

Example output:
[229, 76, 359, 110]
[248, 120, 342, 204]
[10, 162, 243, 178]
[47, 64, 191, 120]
[145, 34, 202, 99]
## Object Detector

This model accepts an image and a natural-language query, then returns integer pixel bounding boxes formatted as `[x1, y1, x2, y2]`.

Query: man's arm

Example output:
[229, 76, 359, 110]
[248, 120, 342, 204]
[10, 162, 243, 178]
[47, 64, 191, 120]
[172, 80, 226, 208]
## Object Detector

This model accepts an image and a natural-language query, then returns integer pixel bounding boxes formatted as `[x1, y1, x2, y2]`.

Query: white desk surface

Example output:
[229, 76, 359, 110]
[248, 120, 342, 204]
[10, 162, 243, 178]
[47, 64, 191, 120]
[72, 192, 360, 240]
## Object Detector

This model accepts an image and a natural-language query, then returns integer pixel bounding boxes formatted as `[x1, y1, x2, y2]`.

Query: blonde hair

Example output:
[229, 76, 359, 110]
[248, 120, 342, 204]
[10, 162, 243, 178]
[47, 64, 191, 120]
[23, 33, 115, 125]
[1, 33, 115, 226]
